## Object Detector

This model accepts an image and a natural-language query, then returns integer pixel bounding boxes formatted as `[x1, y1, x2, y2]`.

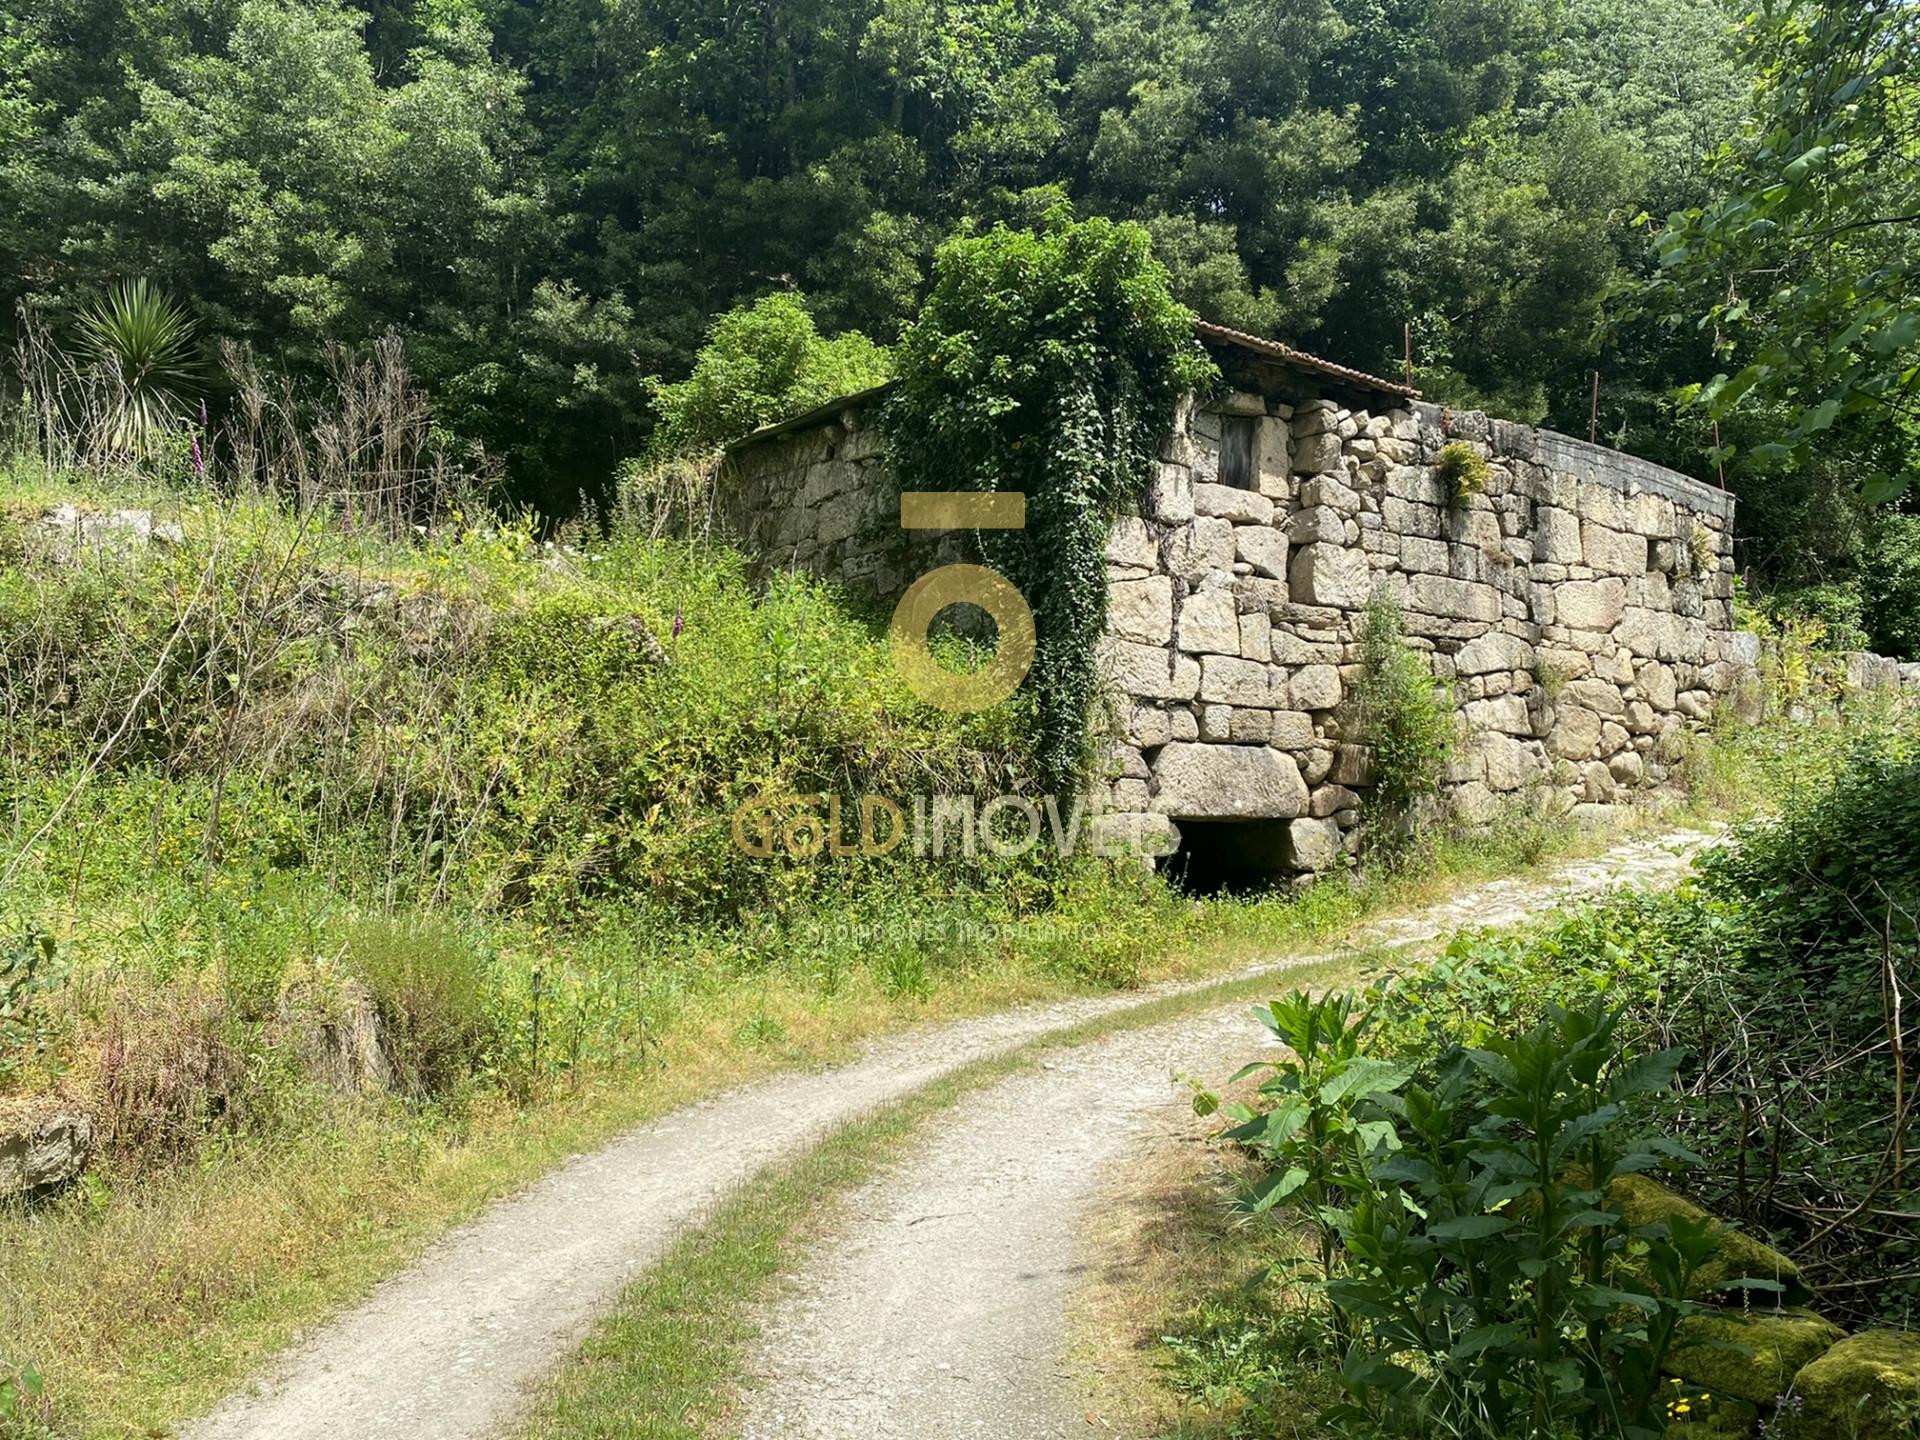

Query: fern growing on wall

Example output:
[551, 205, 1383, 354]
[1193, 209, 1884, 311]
[1435, 440, 1490, 507]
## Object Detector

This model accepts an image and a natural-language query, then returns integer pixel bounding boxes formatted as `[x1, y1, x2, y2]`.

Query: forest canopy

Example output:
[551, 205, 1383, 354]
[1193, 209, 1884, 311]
[2, 0, 1916, 639]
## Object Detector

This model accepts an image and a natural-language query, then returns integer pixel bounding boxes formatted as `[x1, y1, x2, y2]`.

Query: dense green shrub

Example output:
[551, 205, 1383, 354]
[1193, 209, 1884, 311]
[343, 918, 495, 1098]
[1208, 994, 1718, 1439]
[882, 213, 1216, 794]
[1737, 510, 1920, 662]
[1349, 596, 1455, 826]
[1759, 580, 1872, 653]
[639, 292, 890, 464]
[1358, 730, 1920, 1325]
[0, 503, 1032, 923]
[1863, 512, 1920, 659]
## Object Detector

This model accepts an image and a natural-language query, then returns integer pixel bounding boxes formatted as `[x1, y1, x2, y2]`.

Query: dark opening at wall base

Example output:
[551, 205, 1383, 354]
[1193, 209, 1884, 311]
[1163, 818, 1297, 895]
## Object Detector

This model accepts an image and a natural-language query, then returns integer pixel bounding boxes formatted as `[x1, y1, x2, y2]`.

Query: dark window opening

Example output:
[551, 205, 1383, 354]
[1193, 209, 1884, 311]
[1164, 818, 1295, 896]
[1219, 415, 1256, 489]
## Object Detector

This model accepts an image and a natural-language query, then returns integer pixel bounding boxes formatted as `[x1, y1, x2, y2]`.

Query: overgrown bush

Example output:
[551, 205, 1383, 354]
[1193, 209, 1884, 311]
[0, 463, 1231, 1183]
[882, 212, 1217, 794]
[0, 923, 62, 1082]
[1204, 993, 1718, 1439]
[1348, 595, 1454, 826]
[343, 918, 495, 1099]
[640, 292, 890, 464]
[1360, 730, 1920, 1325]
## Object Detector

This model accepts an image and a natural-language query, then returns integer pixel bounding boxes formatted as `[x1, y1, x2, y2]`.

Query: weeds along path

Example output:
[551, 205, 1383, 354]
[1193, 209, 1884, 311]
[733, 832, 1710, 1440]
[182, 831, 1707, 1440]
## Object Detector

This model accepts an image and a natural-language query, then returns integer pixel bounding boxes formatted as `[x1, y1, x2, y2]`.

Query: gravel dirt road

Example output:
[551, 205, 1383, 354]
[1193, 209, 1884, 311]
[733, 832, 1709, 1440]
[182, 830, 1708, 1440]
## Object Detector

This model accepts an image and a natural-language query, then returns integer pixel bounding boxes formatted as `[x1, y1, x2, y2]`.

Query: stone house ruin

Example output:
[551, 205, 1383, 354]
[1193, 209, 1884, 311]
[721, 320, 1758, 885]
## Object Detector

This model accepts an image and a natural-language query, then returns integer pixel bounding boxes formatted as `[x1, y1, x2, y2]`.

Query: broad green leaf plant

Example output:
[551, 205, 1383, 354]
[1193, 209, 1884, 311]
[1214, 996, 1728, 1440]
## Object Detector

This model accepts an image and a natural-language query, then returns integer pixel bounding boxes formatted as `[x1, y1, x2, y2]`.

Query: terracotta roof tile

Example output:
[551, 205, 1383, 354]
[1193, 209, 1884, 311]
[1193, 320, 1421, 399]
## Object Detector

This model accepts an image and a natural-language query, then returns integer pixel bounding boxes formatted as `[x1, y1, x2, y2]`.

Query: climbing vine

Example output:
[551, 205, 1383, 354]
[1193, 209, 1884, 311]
[882, 214, 1216, 794]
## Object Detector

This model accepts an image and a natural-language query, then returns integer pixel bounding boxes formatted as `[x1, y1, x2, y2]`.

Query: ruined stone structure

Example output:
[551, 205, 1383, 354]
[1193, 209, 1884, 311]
[722, 323, 1761, 880]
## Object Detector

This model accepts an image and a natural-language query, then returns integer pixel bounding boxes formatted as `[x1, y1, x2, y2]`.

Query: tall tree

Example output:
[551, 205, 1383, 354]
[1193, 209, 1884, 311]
[1658, 0, 1920, 502]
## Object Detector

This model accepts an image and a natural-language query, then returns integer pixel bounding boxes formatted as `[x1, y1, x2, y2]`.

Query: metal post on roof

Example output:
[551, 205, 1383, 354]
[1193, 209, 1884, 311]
[1403, 322, 1412, 388]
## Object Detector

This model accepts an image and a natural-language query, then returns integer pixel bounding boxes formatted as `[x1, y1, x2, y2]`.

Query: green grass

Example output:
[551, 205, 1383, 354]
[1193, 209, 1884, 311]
[0, 810, 1677, 1440]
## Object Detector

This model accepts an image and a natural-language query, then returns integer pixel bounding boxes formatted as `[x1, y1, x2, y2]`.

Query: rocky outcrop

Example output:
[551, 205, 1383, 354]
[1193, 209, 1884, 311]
[1602, 1176, 1920, 1440]
[35, 502, 185, 558]
[280, 978, 391, 1094]
[0, 1110, 93, 1199]
[1665, 1310, 1846, 1404]
[1611, 1173, 1811, 1304]
[1790, 1331, 1920, 1440]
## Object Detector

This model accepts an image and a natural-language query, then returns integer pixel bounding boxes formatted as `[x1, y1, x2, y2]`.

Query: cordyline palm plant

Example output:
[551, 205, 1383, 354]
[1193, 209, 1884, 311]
[74, 278, 201, 458]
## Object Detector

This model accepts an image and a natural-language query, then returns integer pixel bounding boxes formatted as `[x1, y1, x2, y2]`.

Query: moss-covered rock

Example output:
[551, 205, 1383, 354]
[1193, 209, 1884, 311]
[1791, 1330, 1920, 1440]
[1611, 1174, 1810, 1303]
[1664, 1309, 1845, 1404]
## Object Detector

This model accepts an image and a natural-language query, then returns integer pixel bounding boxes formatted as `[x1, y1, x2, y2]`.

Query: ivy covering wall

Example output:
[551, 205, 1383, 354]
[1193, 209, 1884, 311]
[882, 214, 1218, 794]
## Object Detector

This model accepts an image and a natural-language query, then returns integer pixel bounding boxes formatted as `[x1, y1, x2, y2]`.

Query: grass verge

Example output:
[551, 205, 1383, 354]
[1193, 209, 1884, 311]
[1069, 1095, 1334, 1439]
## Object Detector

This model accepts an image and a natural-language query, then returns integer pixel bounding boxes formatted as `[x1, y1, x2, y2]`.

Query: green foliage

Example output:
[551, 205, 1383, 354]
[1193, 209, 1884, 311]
[0, 0, 1765, 518]
[73, 279, 202, 458]
[1217, 993, 1717, 1439]
[881, 214, 1216, 793]
[1360, 731, 1920, 1327]
[0, 500, 1031, 925]
[1758, 582, 1871, 655]
[0, 1350, 43, 1423]
[0, 921, 61, 1081]
[1350, 597, 1455, 822]
[343, 918, 494, 1098]
[1326, 1006, 1713, 1440]
[1862, 513, 1920, 659]
[1435, 441, 1490, 507]
[1208, 991, 1410, 1291]
[642, 293, 890, 462]
[1656, 0, 1920, 503]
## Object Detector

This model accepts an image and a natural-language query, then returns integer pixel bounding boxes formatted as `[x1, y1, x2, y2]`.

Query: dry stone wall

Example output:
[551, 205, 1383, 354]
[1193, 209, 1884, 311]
[721, 376, 1770, 877]
[721, 411, 952, 600]
[1094, 390, 1752, 876]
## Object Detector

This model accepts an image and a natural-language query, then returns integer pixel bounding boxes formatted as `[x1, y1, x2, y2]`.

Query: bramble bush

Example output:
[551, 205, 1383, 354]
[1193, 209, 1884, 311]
[1362, 727, 1920, 1325]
